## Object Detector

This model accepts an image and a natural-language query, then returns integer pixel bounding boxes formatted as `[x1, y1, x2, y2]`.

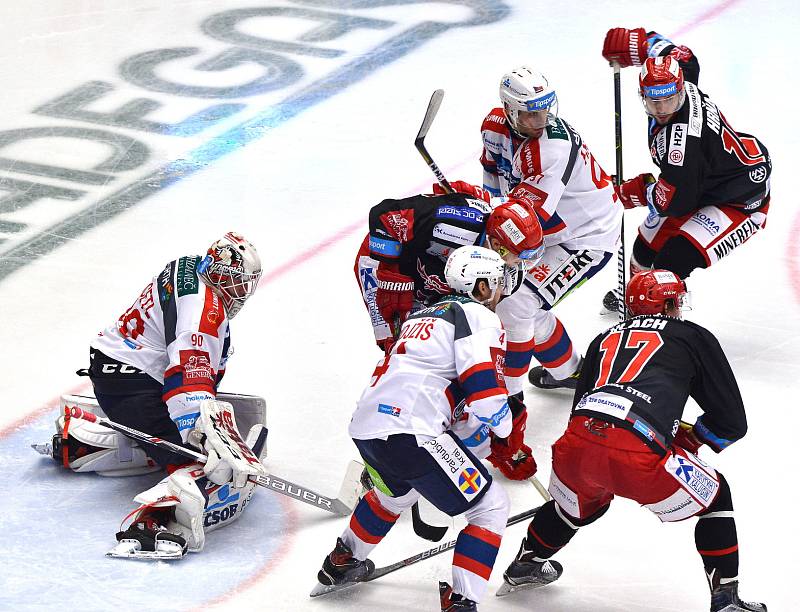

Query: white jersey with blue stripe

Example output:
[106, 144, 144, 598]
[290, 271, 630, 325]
[349, 297, 512, 441]
[481, 108, 623, 253]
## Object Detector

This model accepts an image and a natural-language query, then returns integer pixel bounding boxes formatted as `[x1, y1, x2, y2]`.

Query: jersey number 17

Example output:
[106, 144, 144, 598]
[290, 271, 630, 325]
[595, 330, 664, 387]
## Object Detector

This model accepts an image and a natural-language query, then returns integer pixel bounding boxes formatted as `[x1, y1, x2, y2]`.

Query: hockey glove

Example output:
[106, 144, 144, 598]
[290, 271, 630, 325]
[487, 394, 536, 479]
[375, 268, 415, 339]
[672, 420, 703, 454]
[432, 180, 491, 203]
[602, 27, 648, 67]
[617, 173, 656, 210]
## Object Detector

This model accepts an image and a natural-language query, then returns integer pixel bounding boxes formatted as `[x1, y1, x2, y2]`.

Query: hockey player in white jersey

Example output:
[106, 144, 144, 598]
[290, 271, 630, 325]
[56, 232, 268, 559]
[312, 246, 528, 611]
[444, 66, 623, 393]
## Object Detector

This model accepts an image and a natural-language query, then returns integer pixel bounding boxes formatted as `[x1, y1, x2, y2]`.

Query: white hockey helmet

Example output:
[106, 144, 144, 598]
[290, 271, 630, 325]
[198, 232, 262, 319]
[499, 66, 558, 136]
[444, 246, 507, 303]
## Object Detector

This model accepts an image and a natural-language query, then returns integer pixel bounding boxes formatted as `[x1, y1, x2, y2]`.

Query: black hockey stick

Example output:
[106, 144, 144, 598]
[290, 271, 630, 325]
[310, 504, 542, 596]
[411, 501, 449, 542]
[415, 89, 453, 194]
[612, 63, 627, 321]
[65, 406, 362, 516]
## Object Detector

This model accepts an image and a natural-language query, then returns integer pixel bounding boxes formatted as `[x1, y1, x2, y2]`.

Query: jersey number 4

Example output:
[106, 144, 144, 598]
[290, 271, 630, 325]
[595, 330, 664, 387]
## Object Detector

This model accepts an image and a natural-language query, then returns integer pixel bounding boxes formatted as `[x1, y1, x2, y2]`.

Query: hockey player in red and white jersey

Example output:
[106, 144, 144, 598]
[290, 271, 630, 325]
[314, 246, 528, 611]
[473, 66, 624, 392]
[496, 270, 766, 612]
[600, 28, 771, 308]
[58, 232, 268, 559]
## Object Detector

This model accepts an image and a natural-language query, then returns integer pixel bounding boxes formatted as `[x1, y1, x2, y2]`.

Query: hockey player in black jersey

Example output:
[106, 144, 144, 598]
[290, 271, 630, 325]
[600, 28, 771, 312]
[497, 269, 766, 612]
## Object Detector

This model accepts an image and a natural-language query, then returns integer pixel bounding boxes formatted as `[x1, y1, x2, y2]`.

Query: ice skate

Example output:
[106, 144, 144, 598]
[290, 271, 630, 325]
[496, 538, 562, 596]
[310, 538, 375, 597]
[528, 357, 583, 390]
[601, 289, 621, 315]
[107, 509, 187, 561]
[439, 581, 478, 611]
[710, 580, 767, 612]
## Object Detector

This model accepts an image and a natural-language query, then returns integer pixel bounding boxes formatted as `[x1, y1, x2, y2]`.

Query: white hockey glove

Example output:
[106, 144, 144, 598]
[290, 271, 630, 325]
[194, 399, 268, 487]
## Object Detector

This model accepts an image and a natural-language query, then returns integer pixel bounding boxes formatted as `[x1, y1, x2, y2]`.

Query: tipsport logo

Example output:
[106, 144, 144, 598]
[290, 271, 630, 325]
[0, 1, 511, 281]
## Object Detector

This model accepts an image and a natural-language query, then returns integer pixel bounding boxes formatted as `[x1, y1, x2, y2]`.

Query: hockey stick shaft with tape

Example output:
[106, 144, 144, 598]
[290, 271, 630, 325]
[612, 63, 627, 321]
[415, 89, 453, 194]
[65, 406, 360, 515]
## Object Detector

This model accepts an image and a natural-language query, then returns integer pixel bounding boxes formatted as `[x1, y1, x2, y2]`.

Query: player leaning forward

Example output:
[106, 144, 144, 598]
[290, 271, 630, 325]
[56, 232, 267, 559]
[497, 270, 766, 612]
[601, 27, 771, 302]
[313, 246, 527, 611]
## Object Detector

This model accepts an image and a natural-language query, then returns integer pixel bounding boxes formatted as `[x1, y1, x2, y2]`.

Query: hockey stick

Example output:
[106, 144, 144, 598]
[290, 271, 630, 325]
[310, 504, 542, 596]
[64, 406, 361, 516]
[415, 89, 453, 194]
[530, 475, 552, 502]
[612, 62, 627, 321]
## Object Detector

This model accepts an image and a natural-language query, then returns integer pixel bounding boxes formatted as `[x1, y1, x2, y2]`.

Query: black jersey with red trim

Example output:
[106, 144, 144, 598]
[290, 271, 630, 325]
[368, 192, 491, 305]
[643, 34, 771, 218]
[572, 314, 747, 455]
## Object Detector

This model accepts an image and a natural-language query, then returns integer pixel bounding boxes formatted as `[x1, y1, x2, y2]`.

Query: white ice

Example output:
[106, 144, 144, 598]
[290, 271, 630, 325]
[0, 1, 797, 610]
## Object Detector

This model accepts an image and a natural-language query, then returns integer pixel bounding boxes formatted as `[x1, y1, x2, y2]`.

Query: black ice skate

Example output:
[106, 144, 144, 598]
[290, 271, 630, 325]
[528, 357, 584, 390]
[496, 538, 563, 596]
[439, 581, 478, 611]
[710, 580, 767, 612]
[107, 508, 187, 561]
[309, 538, 375, 597]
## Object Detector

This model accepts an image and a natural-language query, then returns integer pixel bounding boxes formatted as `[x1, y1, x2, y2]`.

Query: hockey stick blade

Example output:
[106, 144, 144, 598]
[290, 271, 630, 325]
[414, 89, 453, 193]
[411, 501, 448, 542]
[66, 406, 361, 516]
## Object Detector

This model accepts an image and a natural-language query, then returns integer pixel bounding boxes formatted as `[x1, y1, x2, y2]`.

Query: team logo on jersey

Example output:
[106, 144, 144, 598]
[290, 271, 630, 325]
[653, 179, 676, 211]
[458, 468, 482, 494]
[749, 167, 767, 183]
[381, 210, 414, 243]
[416, 259, 450, 294]
[180, 350, 214, 383]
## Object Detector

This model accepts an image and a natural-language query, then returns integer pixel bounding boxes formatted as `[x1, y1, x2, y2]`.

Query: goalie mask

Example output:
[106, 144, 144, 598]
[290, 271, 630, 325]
[198, 232, 262, 319]
[626, 269, 691, 317]
[499, 65, 558, 138]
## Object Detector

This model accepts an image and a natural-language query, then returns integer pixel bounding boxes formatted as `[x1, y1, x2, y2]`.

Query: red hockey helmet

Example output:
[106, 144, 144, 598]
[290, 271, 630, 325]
[638, 56, 685, 123]
[626, 269, 688, 316]
[486, 199, 544, 267]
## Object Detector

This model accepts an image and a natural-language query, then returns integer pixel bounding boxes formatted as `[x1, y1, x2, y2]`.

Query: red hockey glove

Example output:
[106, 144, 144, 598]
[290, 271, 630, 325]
[487, 443, 537, 481]
[376, 336, 396, 355]
[375, 268, 414, 338]
[617, 173, 656, 209]
[602, 27, 648, 67]
[672, 421, 703, 454]
[432, 180, 491, 203]
[488, 405, 527, 462]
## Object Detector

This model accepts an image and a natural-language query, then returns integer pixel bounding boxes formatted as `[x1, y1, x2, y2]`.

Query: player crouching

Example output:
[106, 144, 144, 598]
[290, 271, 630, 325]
[497, 270, 766, 611]
[38, 233, 268, 560]
[312, 246, 526, 611]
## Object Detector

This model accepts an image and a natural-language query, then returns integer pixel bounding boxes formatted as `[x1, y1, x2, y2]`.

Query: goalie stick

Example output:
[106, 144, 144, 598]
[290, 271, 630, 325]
[310, 504, 543, 597]
[63, 406, 362, 516]
[415, 89, 453, 194]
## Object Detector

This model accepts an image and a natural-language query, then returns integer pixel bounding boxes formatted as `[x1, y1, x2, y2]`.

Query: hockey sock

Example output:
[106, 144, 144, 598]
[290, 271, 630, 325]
[524, 501, 578, 559]
[531, 315, 577, 380]
[342, 490, 399, 561]
[452, 524, 502, 602]
[632, 235, 657, 269]
[653, 235, 707, 279]
[695, 474, 739, 585]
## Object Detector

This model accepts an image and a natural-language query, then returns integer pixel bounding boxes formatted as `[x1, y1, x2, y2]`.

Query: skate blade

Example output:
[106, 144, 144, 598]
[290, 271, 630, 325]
[31, 443, 53, 456]
[309, 581, 360, 598]
[106, 539, 184, 561]
[495, 579, 551, 597]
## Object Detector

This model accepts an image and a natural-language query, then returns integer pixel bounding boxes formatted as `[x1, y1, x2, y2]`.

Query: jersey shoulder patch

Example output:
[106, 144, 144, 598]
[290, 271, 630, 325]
[545, 118, 570, 141]
[176, 256, 202, 297]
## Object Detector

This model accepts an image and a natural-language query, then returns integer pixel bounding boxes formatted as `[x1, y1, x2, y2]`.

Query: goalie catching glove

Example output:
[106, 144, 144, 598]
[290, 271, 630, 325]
[194, 399, 268, 487]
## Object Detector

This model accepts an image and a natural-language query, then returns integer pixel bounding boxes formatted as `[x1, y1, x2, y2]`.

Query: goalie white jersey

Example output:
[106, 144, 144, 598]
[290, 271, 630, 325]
[92, 256, 231, 409]
[349, 296, 512, 441]
[481, 108, 623, 253]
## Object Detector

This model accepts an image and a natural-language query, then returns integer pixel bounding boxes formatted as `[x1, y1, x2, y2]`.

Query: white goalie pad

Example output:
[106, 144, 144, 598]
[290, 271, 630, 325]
[53, 393, 267, 476]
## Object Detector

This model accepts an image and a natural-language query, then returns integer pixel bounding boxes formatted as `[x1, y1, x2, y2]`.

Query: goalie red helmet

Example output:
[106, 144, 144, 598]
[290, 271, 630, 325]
[486, 199, 544, 268]
[638, 56, 686, 124]
[198, 232, 262, 319]
[626, 269, 689, 316]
